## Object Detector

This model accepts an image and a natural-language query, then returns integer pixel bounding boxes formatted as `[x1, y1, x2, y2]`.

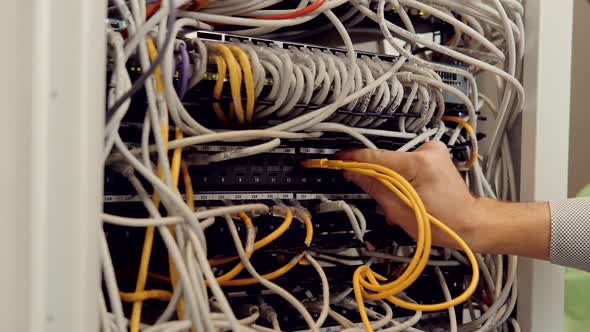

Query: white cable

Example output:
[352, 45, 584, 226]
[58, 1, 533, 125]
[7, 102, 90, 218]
[305, 253, 330, 328]
[108, 130, 318, 163]
[462, 256, 517, 330]
[307, 123, 377, 150]
[435, 267, 458, 332]
[127, 173, 209, 332]
[271, 58, 404, 132]
[355, 127, 417, 139]
[100, 232, 126, 332]
[397, 127, 439, 152]
[99, 292, 113, 332]
[102, 204, 269, 227]
[351, 205, 367, 236]
[205, 139, 282, 164]
[224, 214, 318, 331]
[316, 199, 365, 241]
[177, 0, 348, 27]
[142, 320, 192, 332]
[154, 282, 183, 325]
[339, 297, 393, 330]
[353, 0, 524, 115]
[361, 250, 462, 267]
[113, 136, 242, 330]
[383, 309, 423, 332]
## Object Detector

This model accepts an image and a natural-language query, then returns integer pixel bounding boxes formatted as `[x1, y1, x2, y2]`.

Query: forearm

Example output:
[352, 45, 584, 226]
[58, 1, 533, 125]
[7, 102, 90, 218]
[471, 197, 590, 271]
[471, 198, 551, 260]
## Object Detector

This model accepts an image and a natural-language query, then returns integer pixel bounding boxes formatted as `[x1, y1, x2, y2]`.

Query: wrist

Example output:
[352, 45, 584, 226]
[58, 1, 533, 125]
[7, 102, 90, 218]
[466, 198, 502, 253]
[467, 198, 551, 259]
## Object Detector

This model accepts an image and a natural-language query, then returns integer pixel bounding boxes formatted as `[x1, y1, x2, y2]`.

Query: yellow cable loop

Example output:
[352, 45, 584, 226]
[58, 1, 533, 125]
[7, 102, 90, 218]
[209, 209, 294, 266]
[129, 124, 168, 332]
[120, 289, 173, 302]
[218, 253, 304, 287]
[350, 169, 431, 294]
[214, 212, 255, 283]
[129, 39, 169, 331]
[131, 130, 186, 331]
[304, 160, 431, 294]
[302, 159, 480, 332]
[229, 45, 255, 124]
[215, 43, 245, 125]
[303, 215, 313, 247]
[218, 210, 312, 287]
[442, 115, 478, 169]
[212, 55, 230, 125]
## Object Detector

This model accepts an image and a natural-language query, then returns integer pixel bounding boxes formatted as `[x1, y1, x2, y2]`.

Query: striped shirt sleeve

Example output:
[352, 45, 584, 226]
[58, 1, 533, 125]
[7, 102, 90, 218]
[550, 198, 590, 271]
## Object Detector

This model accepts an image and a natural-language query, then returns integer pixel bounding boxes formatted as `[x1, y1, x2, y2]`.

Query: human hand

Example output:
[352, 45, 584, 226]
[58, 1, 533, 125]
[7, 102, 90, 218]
[336, 141, 484, 251]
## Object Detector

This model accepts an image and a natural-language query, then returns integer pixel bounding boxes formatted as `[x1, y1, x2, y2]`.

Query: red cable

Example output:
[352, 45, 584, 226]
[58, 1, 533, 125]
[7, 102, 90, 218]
[256, 0, 325, 20]
[146, 1, 162, 18]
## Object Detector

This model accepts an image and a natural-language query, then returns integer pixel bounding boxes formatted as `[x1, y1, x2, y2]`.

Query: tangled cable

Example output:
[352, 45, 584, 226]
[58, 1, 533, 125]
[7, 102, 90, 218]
[102, 0, 525, 331]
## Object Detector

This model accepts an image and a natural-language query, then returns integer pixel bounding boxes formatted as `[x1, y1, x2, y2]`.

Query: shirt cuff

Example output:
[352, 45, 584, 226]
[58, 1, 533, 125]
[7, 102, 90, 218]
[550, 198, 590, 271]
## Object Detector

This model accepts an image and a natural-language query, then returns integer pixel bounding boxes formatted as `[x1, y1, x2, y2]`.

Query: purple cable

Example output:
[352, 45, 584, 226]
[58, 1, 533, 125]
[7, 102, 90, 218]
[176, 43, 190, 100]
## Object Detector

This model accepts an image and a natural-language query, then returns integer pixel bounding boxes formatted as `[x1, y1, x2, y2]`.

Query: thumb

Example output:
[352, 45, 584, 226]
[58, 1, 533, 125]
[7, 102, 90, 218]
[336, 149, 417, 183]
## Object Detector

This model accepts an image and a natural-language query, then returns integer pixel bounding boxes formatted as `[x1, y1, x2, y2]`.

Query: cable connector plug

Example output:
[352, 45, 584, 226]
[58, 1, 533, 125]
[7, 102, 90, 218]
[338, 296, 358, 310]
[290, 203, 313, 247]
[301, 158, 329, 169]
[396, 72, 414, 83]
[270, 202, 290, 219]
[108, 162, 135, 178]
[257, 298, 281, 330]
[259, 302, 278, 323]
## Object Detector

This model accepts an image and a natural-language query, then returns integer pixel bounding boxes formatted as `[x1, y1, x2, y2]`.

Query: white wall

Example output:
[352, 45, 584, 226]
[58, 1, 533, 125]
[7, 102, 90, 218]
[569, 0, 590, 196]
[0, 1, 104, 331]
[0, 1, 33, 330]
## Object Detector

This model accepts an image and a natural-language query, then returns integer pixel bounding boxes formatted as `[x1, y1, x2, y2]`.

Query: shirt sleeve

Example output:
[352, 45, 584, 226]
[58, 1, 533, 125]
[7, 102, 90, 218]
[550, 198, 590, 271]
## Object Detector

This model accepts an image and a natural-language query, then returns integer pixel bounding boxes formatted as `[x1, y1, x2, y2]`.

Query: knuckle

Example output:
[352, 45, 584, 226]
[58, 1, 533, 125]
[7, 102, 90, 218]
[414, 151, 438, 174]
[413, 151, 432, 167]
[350, 149, 373, 162]
[422, 140, 447, 151]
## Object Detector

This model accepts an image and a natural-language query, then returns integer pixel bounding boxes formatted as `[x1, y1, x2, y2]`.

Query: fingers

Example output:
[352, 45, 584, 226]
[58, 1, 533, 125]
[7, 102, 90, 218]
[336, 149, 417, 182]
[416, 140, 448, 153]
[344, 171, 417, 237]
[344, 171, 404, 222]
[344, 171, 389, 201]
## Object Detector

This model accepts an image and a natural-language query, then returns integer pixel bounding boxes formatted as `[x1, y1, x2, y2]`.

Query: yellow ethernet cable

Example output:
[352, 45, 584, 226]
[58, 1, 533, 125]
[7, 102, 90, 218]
[218, 254, 305, 287]
[230, 45, 255, 124]
[145, 38, 164, 94]
[129, 38, 170, 332]
[217, 211, 313, 287]
[167, 128, 185, 322]
[212, 55, 230, 125]
[215, 43, 245, 125]
[119, 289, 173, 302]
[302, 159, 479, 332]
[215, 212, 255, 283]
[209, 209, 294, 266]
[442, 115, 478, 169]
[303, 215, 313, 247]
